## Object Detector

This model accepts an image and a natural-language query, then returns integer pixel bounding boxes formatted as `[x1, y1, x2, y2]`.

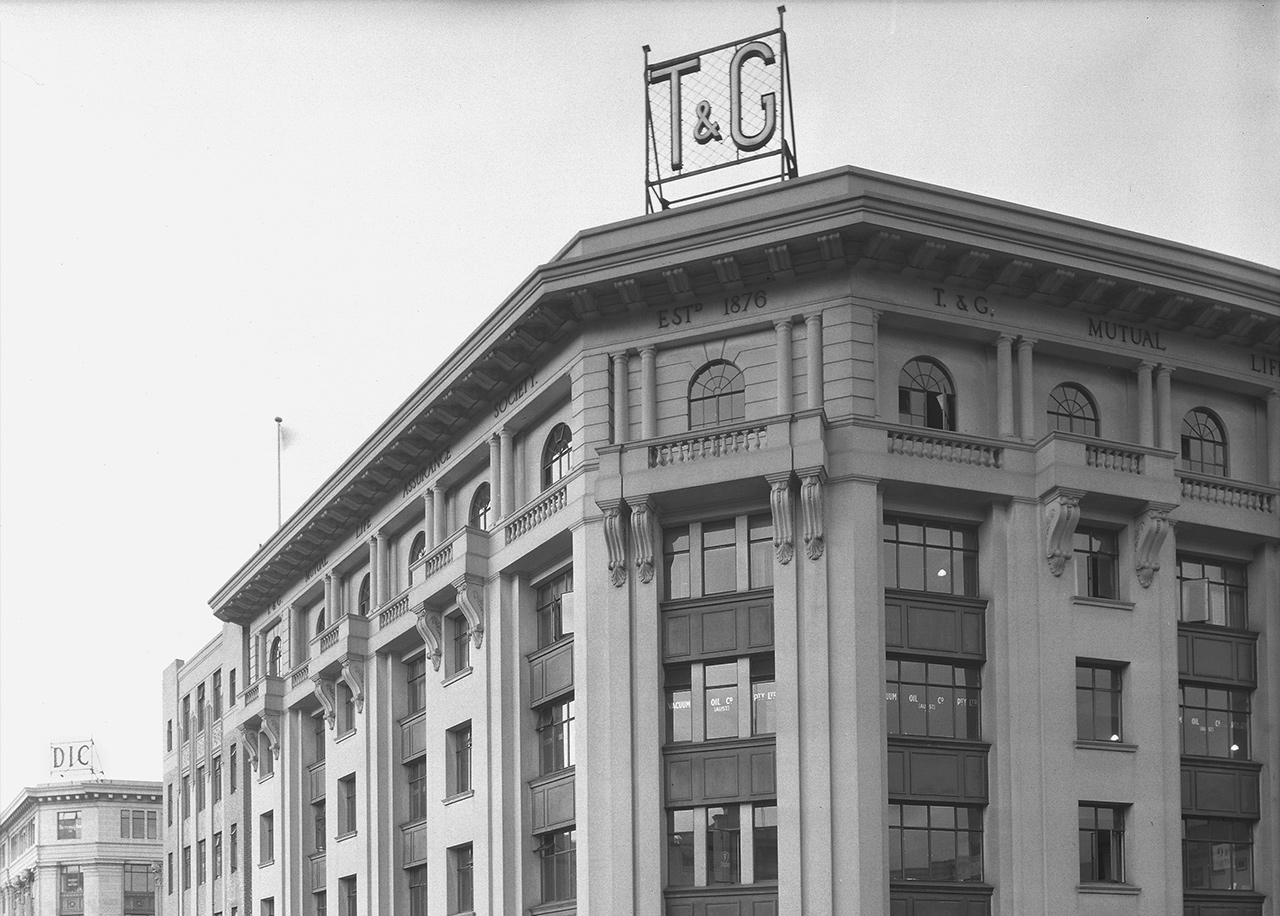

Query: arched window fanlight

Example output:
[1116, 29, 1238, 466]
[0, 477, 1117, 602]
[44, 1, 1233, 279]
[357, 574, 371, 617]
[315, 607, 327, 637]
[688, 360, 746, 429]
[470, 483, 492, 530]
[542, 424, 573, 490]
[267, 637, 282, 677]
[409, 531, 426, 565]
[1181, 408, 1228, 477]
[1047, 383, 1100, 437]
[898, 358, 956, 431]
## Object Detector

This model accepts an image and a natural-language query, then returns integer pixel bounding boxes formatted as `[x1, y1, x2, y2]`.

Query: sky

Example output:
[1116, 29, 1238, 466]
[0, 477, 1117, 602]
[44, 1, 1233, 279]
[1, 0, 1276, 806]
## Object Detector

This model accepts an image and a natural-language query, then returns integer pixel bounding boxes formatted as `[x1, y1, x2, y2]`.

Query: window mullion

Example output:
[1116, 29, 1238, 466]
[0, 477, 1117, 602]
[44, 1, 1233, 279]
[740, 802, 755, 885]
[689, 522, 704, 597]
[693, 806, 709, 886]
[735, 515, 750, 592]
[736, 658, 752, 738]
[691, 663, 706, 743]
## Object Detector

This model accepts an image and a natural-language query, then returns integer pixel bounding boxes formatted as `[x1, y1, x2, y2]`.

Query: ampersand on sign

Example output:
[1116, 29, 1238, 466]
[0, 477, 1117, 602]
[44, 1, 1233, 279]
[693, 100, 722, 144]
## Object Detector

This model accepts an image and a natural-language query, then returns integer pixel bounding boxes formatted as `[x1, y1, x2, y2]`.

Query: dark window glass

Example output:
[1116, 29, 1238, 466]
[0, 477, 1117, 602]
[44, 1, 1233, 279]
[702, 519, 737, 596]
[541, 424, 573, 490]
[451, 724, 472, 796]
[707, 806, 741, 884]
[1048, 383, 1100, 436]
[1183, 818, 1253, 890]
[535, 570, 573, 648]
[663, 527, 691, 600]
[538, 829, 576, 903]
[888, 804, 983, 882]
[886, 659, 981, 740]
[339, 776, 356, 836]
[1074, 528, 1119, 599]
[1178, 555, 1248, 629]
[469, 485, 491, 530]
[538, 698, 575, 774]
[883, 516, 978, 596]
[1076, 664, 1123, 742]
[688, 360, 746, 429]
[747, 514, 774, 590]
[357, 575, 370, 617]
[667, 810, 695, 886]
[1079, 805, 1125, 883]
[898, 358, 955, 430]
[407, 657, 426, 715]
[1180, 685, 1250, 759]
[408, 866, 428, 916]
[451, 613, 471, 674]
[704, 662, 739, 740]
[407, 758, 427, 821]
[57, 811, 80, 840]
[454, 845, 474, 913]
[409, 531, 426, 565]
[314, 801, 326, 852]
[1181, 408, 1228, 476]
[753, 805, 778, 881]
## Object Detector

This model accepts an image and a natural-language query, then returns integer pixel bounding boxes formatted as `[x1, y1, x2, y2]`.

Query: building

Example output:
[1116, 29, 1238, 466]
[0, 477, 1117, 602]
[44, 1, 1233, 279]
[0, 780, 164, 916]
[169, 166, 1279, 916]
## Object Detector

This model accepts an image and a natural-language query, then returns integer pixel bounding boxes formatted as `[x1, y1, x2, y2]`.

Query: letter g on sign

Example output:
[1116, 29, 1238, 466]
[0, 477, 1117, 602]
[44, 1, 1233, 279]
[730, 40, 777, 152]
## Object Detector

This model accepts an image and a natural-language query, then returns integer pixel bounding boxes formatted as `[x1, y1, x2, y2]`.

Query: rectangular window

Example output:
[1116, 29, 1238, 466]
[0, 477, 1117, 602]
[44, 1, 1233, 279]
[261, 742, 275, 777]
[409, 865, 428, 916]
[229, 669, 237, 706]
[230, 745, 238, 792]
[259, 812, 274, 864]
[230, 823, 238, 871]
[314, 892, 327, 916]
[882, 516, 978, 596]
[197, 684, 206, 732]
[197, 765, 206, 810]
[449, 722, 472, 796]
[538, 697, 575, 774]
[451, 612, 471, 675]
[56, 811, 81, 840]
[450, 845, 473, 915]
[1076, 663, 1123, 743]
[182, 775, 191, 818]
[213, 832, 223, 880]
[535, 569, 574, 648]
[261, 900, 275, 916]
[1079, 804, 1125, 883]
[888, 804, 984, 882]
[119, 809, 158, 840]
[886, 659, 982, 740]
[168, 853, 174, 895]
[538, 828, 576, 903]
[212, 670, 223, 719]
[666, 656, 776, 743]
[407, 759, 427, 821]
[1183, 817, 1253, 890]
[1180, 685, 1250, 759]
[198, 838, 207, 885]
[183, 846, 191, 889]
[664, 528, 691, 600]
[182, 695, 191, 742]
[665, 802, 777, 888]
[167, 784, 173, 826]
[1074, 528, 1119, 599]
[59, 865, 83, 916]
[314, 800, 327, 852]
[702, 519, 738, 596]
[338, 684, 356, 735]
[407, 657, 426, 715]
[1178, 555, 1248, 628]
[213, 755, 223, 802]
[667, 810, 695, 886]
[166, 720, 173, 753]
[707, 806, 741, 883]
[313, 713, 327, 764]
[339, 775, 356, 836]
[754, 805, 779, 881]
[339, 876, 357, 916]
[747, 513, 774, 590]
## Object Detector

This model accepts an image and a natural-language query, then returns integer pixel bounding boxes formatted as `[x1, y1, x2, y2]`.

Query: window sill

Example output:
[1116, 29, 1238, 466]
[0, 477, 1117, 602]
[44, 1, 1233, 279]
[530, 900, 577, 916]
[1075, 739, 1137, 753]
[1078, 883, 1140, 895]
[336, 830, 357, 842]
[257, 772, 275, 783]
[443, 789, 474, 806]
[443, 666, 473, 688]
[335, 729, 357, 745]
[1072, 595, 1134, 612]
[258, 859, 274, 868]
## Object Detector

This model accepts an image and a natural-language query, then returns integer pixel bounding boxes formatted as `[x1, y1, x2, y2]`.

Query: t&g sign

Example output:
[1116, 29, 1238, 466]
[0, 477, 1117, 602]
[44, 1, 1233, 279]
[644, 7, 797, 210]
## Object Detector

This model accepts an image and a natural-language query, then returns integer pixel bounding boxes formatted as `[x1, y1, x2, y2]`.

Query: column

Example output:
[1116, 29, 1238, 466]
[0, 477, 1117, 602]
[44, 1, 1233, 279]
[996, 335, 1014, 438]
[324, 573, 336, 619]
[870, 310, 880, 417]
[1137, 362, 1154, 448]
[489, 434, 503, 521]
[499, 429, 515, 517]
[1017, 338, 1036, 441]
[640, 346, 657, 439]
[806, 312, 824, 411]
[376, 532, 390, 604]
[1155, 365, 1174, 451]
[367, 535, 380, 608]
[1269, 389, 1280, 486]
[775, 320, 794, 414]
[433, 486, 447, 544]
[613, 352, 631, 444]
[424, 490, 436, 551]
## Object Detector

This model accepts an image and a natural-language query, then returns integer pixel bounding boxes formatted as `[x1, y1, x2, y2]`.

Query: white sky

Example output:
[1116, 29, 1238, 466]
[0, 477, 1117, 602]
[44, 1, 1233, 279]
[1, 0, 1276, 805]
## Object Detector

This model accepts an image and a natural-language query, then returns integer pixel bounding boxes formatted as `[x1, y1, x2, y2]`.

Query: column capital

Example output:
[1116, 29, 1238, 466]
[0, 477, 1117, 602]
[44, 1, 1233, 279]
[1137, 360, 1156, 372]
[995, 333, 1015, 346]
[1267, 388, 1280, 404]
[639, 345, 657, 357]
[1016, 336, 1037, 350]
[1155, 364, 1175, 377]
[774, 317, 793, 330]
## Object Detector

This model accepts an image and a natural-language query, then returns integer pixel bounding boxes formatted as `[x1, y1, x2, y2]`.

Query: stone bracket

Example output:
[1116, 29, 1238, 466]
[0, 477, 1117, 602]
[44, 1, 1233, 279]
[455, 575, 485, 649]
[1043, 488, 1085, 577]
[312, 675, 337, 730]
[600, 500, 627, 588]
[260, 711, 282, 758]
[1134, 503, 1175, 588]
[769, 474, 794, 564]
[631, 497, 656, 584]
[237, 723, 261, 769]
[799, 470, 825, 560]
[415, 604, 444, 671]
[340, 656, 366, 713]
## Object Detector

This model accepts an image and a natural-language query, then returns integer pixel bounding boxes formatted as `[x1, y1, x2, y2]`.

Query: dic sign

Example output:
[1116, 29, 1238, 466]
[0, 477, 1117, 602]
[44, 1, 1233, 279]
[51, 741, 94, 773]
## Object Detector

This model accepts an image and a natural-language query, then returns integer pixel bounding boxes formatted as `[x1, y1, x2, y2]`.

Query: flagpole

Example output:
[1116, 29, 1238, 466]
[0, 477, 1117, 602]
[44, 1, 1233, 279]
[275, 417, 283, 528]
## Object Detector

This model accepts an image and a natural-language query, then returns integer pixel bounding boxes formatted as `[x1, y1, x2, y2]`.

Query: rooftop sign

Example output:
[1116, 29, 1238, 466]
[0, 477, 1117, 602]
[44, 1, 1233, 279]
[645, 7, 797, 211]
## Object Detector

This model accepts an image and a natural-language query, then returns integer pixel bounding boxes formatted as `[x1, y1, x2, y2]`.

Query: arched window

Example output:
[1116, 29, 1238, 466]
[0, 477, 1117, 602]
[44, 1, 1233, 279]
[357, 574, 371, 617]
[315, 607, 327, 637]
[267, 637, 281, 677]
[409, 531, 426, 565]
[542, 424, 573, 490]
[898, 358, 956, 430]
[1181, 408, 1227, 477]
[1047, 383, 1100, 436]
[688, 360, 746, 429]
[470, 483, 492, 530]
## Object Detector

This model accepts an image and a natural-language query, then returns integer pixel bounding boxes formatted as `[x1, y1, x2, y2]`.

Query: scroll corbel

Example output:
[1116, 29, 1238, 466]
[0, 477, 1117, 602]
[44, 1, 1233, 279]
[236, 723, 261, 770]
[600, 501, 627, 587]
[769, 475, 794, 564]
[799, 472, 825, 560]
[1134, 503, 1175, 588]
[311, 675, 337, 729]
[1043, 488, 1084, 577]
[260, 711, 282, 758]
[455, 575, 485, 648]
[630, 497, 655, 584]
[414, 604, 443, 671]
[339, 657, 366, 713]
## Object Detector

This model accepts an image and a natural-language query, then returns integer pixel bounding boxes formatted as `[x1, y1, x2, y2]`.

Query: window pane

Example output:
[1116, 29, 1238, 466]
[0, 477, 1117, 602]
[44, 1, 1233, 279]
[667, 811, 694, 887]
[667, 688, 692, 743]
[707, 807, 740, 884]
[753, 806, 778, 881]
[702, 521, 737, 595]
[752, 679, 776, 736]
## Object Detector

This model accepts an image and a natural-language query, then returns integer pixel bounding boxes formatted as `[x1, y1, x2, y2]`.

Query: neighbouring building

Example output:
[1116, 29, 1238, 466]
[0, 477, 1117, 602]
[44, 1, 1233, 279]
[166, 166, 1279, 916]
[0, 780, 163, 916]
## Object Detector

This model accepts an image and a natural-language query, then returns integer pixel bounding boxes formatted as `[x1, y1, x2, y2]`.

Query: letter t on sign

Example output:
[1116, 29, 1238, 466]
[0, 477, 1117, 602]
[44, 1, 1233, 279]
[649, 56, 701, 170]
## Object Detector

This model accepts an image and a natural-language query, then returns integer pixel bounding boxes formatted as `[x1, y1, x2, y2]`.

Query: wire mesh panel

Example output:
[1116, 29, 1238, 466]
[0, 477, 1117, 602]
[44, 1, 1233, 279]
[645, 13, 796, 211]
